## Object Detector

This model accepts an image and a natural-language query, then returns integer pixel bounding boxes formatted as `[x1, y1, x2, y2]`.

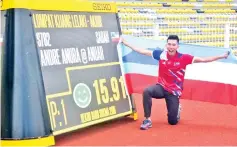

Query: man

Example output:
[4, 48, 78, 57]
[121, 35, 229, 130]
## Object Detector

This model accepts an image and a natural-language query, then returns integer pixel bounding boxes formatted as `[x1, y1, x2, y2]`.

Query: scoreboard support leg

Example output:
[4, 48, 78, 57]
[129, 94, 138, 120]
[130, 112, 138, 121]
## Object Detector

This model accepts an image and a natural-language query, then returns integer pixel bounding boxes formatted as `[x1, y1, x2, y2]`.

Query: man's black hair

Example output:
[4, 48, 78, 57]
[167, 35, 179, 44]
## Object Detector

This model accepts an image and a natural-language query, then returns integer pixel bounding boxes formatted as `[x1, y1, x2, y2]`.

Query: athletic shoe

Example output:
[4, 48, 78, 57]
[140, 119, 152, 130]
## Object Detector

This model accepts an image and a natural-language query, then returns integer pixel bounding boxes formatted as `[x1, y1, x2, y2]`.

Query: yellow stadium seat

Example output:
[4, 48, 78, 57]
[203, 9, 236, 13]
[203, 0, 233, 1]
[116, 2, 127, 6]
[122, 15, 147, 21]
[118, 8, 126, 13]
[116, 2, 163, 7]
[162, 15, 190, 20]
[202, 3, 231, 7]
[166, 2, 194, 7]
[118, 8, 139, 13]
[202, 0, 220, 2]
[230, 41, 237, 46]
[119, 15, 133, 20]
[156, 9, 196, 13]
[120, 22, 154, 27]
[146, 3, 163, 7]
[162, 21, 237, 26]
[200, 28, 225, 32]
[122, 29, 133, 35]
[159, 28, 191, 33]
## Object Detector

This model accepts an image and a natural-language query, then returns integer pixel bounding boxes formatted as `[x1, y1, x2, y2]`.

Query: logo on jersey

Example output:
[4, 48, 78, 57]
[174, 62, 180, 66]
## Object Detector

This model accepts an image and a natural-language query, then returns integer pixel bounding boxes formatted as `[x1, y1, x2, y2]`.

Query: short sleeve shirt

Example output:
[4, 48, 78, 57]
[152, 49, 194, 96]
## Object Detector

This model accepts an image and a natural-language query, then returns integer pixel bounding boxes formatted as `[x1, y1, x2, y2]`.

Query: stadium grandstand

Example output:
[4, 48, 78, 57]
[114, 0, 237, 54]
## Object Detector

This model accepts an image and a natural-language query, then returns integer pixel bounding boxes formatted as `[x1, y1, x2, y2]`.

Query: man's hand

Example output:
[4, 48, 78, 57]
[221, 51, 230, 59]
[119, 36, 123, 43]
[193, 51, 230, 63]
[120, 37, 128, 46]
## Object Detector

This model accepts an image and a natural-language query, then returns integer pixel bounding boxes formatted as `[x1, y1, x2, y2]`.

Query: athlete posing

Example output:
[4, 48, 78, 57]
[121, 35, 229, 130]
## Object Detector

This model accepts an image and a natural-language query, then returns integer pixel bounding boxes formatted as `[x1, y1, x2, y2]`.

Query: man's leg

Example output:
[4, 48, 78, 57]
[164, 91, 181, 125]
[140, 84, 165, 130]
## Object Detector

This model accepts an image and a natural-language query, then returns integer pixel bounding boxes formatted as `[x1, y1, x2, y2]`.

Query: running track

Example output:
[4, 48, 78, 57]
[56, 94, 237, 146]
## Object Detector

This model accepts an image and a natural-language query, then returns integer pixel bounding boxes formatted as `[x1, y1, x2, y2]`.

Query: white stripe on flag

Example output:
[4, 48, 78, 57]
[185, 62, 237, 86]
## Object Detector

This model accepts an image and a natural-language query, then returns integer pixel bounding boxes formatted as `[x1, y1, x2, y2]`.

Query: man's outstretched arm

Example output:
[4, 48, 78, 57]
[193, 51, 230, 63]
[121, 37, 153, 56]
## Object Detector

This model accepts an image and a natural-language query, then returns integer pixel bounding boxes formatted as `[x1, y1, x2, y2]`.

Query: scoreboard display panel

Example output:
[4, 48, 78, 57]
[31, 10, 133, 135]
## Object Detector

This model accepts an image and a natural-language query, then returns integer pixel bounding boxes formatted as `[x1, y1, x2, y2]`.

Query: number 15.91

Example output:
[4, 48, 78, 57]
[93, 76, 127, 105]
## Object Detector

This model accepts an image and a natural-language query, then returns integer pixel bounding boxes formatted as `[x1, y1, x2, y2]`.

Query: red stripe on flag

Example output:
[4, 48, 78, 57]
[182, 79, 237, 106]
[124, 74, 157, 94]
[124, 73, 237, 106]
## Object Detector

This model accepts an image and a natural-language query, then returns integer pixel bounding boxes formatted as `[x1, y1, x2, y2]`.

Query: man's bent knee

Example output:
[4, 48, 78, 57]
[143, 87, 151, 96]
[168, 117, 179, 125]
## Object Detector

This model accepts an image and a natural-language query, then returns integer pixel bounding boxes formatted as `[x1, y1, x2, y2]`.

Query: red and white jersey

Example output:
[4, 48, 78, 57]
[152, 50, 194, 96]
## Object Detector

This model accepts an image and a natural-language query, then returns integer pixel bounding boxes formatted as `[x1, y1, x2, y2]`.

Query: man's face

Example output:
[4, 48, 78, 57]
[166, 39, 179, 54]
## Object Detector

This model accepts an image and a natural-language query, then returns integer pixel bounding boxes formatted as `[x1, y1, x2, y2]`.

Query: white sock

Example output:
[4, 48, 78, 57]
[146, 118, 151, 121]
